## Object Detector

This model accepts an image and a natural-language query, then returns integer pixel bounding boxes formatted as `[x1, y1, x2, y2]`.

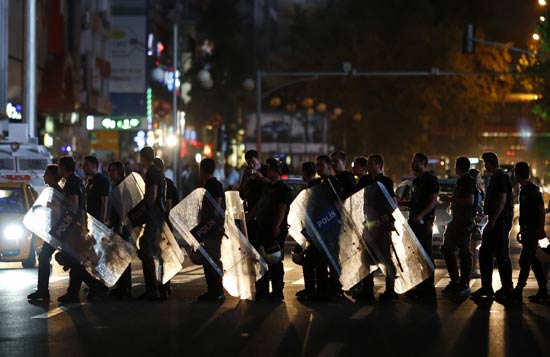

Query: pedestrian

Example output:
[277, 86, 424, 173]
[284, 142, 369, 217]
[106, 161, 132, 299]
[440, 157, 477, 298]
[154, 158, 179, 210]
[400, 153, 439, 302]
[472, 152, 514, 300]
[83, 156, 110, 224]
[312, 155, 345, 299]
[27, 164, 62, 301]
[151, 157, 176, 299]
[358, 154, 398, 302]
[255, 158, 292, 301]
[238, 150, 269, 299]
[57, 156, 96, 304]
[137, 147, 167, 301]
[352, 156, 369, 192]
[224, 163, 240, 190]
[469, 168, 485, 279]
[511, 162, 548, 302]
[197, 158, 226, 302]
[294, 161, 321, 300]
[81, 155, 111, 298]
[330, 151, 356, 199]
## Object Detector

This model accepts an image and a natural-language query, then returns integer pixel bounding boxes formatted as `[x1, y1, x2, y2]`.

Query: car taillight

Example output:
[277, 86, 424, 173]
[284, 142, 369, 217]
[4, 174, 31, 181]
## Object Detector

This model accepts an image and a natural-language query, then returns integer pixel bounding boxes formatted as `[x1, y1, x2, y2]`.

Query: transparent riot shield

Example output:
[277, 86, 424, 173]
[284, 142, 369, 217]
[23, 188, 135, 287]
[360, 182, 435, 294]
[224, 191, 268, 299]
[169, 188, 224, 276]
[288, 183, 371, 291]
[109, 172, 145, 240]
[110, 172, 184, 284]
[339, 191, 380, 290]
[170, 188, 267, 300]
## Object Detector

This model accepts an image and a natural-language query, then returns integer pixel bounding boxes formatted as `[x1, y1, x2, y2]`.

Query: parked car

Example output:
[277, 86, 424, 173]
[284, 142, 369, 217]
[0, 181, 41, 267]
[395, 177, 457, 258]
[283, 176, 307, 200]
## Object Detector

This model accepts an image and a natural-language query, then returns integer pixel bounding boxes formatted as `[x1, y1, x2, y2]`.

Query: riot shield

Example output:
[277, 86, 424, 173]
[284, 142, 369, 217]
[359, 182, 435, 294]
[223, 191, 268, 299]
[23, 188, 135, 287]
[169, 188, 225, 277]
[110, 172, 184, 284]
[109, 172, 145, 240]
[288, 183, 370, 291]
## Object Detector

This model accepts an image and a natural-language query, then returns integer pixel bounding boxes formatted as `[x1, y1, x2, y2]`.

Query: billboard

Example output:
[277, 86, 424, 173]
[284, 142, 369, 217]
[245, 111, 328, 154]
[110, 0, 147, 116]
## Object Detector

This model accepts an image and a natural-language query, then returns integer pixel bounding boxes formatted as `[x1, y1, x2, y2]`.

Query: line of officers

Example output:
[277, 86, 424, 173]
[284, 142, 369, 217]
[26, 148, 550, 304]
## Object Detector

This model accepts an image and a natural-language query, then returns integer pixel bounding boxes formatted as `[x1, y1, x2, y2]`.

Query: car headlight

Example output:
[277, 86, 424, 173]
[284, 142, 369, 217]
[5, 224, 26, 240]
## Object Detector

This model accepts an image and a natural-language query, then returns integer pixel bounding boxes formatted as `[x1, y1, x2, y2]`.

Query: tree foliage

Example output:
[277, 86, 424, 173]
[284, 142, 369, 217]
[273, 0, 514, 173]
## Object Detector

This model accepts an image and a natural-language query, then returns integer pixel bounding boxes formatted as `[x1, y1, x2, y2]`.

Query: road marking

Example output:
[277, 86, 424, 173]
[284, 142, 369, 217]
[292, 278, 304, 285]
[284, 266, 295, 273]
[351, 306, 374, 320]
[31, 304, 83, 319]
[318, 343, 345, 357]
[301, 313, 314, 356]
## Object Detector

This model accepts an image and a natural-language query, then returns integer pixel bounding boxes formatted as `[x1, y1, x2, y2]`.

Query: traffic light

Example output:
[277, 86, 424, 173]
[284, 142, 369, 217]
[463, 23, 476, 54]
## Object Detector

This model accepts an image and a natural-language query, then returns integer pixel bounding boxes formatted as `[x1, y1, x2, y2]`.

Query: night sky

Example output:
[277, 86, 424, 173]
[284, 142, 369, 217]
[487, 0, 539, 45]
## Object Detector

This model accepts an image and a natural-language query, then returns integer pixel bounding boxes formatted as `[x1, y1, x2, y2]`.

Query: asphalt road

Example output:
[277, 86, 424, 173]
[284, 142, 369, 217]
[1, 234, 550, 357]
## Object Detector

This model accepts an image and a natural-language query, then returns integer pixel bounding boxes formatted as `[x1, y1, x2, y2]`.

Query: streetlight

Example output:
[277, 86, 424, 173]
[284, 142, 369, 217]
[539, 0, 547, 6]
[534, 33, 541, 41]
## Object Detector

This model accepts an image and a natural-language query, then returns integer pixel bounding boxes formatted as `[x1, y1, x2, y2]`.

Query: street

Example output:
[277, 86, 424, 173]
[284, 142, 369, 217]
[1, 237, 550, 357]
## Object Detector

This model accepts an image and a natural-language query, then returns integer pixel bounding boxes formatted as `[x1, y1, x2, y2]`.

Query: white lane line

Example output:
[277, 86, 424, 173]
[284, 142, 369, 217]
[169, 275, 203, 284]
[31, 304, 83, 319]
[292, 278, 305, 285]
[318, 343, 345, 357]
[351, 306, 374, 320]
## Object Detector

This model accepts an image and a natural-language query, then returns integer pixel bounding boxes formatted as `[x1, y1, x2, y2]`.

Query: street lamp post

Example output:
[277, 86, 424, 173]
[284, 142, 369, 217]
[172, 22, 179, 187]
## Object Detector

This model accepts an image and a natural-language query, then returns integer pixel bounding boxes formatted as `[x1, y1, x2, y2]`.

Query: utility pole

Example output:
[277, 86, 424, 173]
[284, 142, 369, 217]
[24, 0, 36, 139]
[172, 21, 179, 184]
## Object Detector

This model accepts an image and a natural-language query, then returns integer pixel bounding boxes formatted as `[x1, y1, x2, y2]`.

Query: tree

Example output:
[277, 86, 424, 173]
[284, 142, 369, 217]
[273, 0, 514, 175]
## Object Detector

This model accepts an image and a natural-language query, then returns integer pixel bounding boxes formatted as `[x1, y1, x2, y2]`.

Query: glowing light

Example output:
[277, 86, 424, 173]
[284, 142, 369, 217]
[539, 0, 546, 6]
[533, 33, 541, 41]
[44, 133, 53, 147]
[541, 16, 546, 22]
[166, 134, 177, 147]
[86, 115, 94, 130]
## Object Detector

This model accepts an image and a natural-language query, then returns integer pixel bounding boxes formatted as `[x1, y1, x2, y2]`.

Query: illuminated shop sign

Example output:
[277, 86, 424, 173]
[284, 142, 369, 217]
[101, 117, 142, 130]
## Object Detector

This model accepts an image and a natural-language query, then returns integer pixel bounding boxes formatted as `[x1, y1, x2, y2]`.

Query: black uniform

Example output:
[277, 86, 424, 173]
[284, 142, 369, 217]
[86, 173, 110, 221]
[335, 171, 356, 199]
[239, 166, 267, 248]
[359, 174, 396, 299]
[255, 179, 291, 299]
[409, 171, 439, 297]
[62, 174, 97, 299]
[516, 181, 547, 292]
[441, 174, 477, 286]
[201, 177, 225, 297]
[479, 169, 514, 292]
[139, 165, 167, 295]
